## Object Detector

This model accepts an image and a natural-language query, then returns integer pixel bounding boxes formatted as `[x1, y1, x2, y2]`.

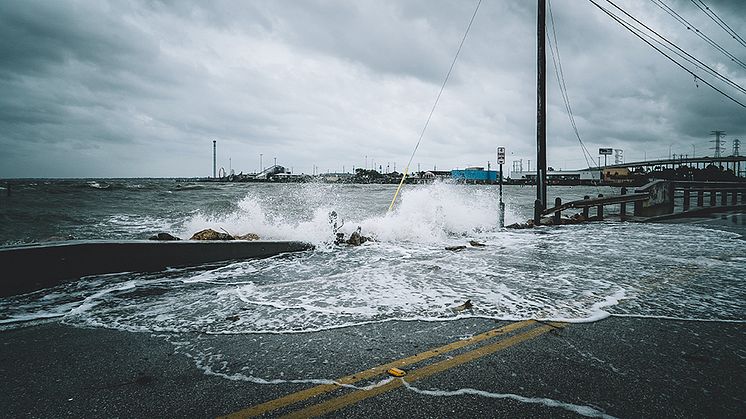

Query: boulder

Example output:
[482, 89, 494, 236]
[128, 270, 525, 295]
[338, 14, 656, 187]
[445, 245, 467, 251]
[190, 229, 234, 241]
[148, 232, 181, 241]
[345, 227, 372, 246]
[235, 233, 260, 241]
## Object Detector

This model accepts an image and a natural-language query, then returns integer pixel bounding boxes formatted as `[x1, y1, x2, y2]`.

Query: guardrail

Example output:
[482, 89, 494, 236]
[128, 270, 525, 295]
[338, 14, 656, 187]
[540, 180, 746, 224]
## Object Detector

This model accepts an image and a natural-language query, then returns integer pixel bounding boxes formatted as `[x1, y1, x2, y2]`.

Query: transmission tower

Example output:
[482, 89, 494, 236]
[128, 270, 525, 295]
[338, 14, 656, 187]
[734, 138, 741, 157]
[710, 130, 726, 158]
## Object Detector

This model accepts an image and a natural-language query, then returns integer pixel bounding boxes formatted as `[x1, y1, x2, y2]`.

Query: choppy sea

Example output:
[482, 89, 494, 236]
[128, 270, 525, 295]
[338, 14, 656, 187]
[1, 178, 743, 334]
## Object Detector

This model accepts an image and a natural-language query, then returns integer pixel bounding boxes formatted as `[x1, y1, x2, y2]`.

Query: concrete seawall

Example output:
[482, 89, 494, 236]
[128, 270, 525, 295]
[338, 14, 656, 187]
[0, 240, 315, 297]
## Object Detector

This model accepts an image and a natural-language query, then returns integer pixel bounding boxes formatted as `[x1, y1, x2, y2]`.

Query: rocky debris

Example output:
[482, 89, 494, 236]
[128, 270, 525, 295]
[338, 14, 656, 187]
[451, 299, 473, 312]
[225, 315, 240, 322]
[336, 226, 373, 246]
[469, 240, 486, 247]
[148, 232, 181, 241]
[235, 233, 260, 241]
[190, 229, 234, 241]
[346, 230, 366, 246]
[445, 245, 467, 251]
[506, 219, 535, 229]
[508, 212, 593, 229]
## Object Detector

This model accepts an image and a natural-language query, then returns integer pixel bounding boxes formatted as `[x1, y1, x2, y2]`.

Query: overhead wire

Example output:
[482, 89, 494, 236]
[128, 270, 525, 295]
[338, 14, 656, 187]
[650, 0, 746, 70]
[689, 0, 746, 48]
[604, 0, 746, 95]
[587, 0, 746, 109]
[387, 0, 482, 212]
[546, 0, 599, 171]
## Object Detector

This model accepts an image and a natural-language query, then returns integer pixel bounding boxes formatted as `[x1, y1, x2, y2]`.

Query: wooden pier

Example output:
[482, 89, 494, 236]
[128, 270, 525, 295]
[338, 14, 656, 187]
[538, 180, 746, 225]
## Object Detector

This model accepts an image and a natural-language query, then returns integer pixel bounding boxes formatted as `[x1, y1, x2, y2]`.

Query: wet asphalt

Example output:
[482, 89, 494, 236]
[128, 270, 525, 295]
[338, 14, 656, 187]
[0, 316, 743, 418]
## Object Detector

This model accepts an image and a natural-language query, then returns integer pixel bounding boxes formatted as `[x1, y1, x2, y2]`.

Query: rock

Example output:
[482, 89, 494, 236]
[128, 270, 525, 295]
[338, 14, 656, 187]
[451, 299, 473, 312]
[190, 229, 234, 241]
[225, 315, 240, 322]
[469, 240, 486, 247]
[148, 232, 181, 241]
[235, 233, 260, 241]
[445, 245, 467, 251]
[506, 219, 535, 229]
[345, 227, 372, 246]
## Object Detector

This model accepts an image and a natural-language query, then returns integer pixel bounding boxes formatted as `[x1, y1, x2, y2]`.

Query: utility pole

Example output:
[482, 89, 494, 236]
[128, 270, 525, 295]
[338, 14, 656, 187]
[535, 0, 547, 224]
[710, 130, 726, 158]
[212, 140, 216, 178]
[274, 157, 277, 167]
[733, 138, 740, 156]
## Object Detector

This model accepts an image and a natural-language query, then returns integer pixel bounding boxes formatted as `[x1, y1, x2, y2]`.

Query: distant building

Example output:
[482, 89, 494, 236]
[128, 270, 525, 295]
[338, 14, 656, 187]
[451, 166, 498, 183]
[510, 169, 601, 182]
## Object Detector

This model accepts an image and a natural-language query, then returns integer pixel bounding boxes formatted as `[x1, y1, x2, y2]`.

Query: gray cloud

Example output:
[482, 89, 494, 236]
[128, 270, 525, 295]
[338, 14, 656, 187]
[0, 0, 744, 177]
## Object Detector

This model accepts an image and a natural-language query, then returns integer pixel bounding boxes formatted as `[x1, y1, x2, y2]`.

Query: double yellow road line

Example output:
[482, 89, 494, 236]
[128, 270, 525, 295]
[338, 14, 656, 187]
[222, 320, 566, 418]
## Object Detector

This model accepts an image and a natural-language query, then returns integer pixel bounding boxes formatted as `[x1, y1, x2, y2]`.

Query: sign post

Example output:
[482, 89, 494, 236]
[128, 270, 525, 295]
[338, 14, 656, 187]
[599, 147, 613, 167]
[497, 146, 506, 228]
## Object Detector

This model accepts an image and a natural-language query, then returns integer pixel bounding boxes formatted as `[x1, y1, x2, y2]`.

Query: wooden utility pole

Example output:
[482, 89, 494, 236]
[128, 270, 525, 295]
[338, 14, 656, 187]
[535, 0, 547, 224]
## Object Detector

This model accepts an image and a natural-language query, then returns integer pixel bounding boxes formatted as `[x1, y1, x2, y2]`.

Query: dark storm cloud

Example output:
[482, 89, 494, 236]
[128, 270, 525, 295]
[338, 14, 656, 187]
[0, 0, 744, 177]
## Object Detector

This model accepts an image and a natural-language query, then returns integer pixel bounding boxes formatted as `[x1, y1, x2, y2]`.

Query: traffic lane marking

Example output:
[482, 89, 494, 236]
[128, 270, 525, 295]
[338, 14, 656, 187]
[220, 320, 537, 418]
[281, 322, 567, 418]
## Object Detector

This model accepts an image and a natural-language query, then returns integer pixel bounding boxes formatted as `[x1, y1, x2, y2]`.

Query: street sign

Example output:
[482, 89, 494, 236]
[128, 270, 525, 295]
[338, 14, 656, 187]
[599, 148, 613, 155]
[497, 147, 506, 164]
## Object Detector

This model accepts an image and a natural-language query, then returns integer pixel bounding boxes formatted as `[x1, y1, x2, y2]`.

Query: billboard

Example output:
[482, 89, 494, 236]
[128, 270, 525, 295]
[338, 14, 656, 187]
[598, 148, 613, 155]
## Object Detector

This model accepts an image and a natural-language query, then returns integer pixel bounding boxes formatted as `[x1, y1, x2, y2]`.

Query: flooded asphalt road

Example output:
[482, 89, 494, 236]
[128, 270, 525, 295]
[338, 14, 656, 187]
[1, 316, 743, 418]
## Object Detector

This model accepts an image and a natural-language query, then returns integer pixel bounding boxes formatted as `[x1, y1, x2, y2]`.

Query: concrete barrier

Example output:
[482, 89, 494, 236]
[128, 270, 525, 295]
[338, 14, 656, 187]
[0, 240, 314, 297]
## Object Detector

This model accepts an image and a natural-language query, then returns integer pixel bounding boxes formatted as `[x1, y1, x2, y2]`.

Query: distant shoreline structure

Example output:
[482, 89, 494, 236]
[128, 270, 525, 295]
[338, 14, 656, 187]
[202, 155, 746, 187]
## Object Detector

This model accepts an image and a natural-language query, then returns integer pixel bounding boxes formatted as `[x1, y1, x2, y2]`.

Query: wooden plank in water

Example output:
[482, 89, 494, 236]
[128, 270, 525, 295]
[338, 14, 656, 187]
[0, 240, 314, 297]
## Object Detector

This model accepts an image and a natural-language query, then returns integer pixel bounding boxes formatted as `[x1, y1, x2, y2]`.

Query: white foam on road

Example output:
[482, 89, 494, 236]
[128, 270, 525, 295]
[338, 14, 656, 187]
[401, 380, 618, 418]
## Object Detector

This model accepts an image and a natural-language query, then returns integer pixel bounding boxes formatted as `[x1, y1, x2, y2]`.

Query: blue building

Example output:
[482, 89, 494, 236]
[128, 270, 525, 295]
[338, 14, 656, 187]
[451, 166, 500, 183]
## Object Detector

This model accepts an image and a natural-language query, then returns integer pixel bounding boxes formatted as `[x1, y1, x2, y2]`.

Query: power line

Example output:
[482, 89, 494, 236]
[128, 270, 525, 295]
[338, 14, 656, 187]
[690, 0, 746, 49]
[587, 0, 746, 109]
[604, 0, 746, 95]
[546, 0, 597, 170]
[650, 0, 746, 70]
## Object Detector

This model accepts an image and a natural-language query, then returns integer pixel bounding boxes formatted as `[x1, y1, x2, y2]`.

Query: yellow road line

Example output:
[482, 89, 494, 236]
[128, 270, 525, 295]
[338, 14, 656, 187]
[221, 320, 536, 418]
[282, 322, 567, 419]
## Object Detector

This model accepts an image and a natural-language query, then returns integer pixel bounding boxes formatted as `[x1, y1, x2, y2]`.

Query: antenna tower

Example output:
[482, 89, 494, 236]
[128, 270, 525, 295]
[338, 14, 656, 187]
[734, 139, 741, 157]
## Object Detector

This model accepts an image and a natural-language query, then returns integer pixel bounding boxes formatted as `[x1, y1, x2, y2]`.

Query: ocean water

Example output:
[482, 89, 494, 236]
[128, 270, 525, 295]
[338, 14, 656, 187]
[1, 179, 744, 335]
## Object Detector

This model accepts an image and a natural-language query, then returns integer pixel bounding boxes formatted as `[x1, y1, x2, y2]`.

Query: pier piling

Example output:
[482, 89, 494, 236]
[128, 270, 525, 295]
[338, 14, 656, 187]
[620, 187, 627, 216]
[683, 188, 690, 211]
[554, 197, 562, 224]
[697, 190, 704, 207]
[583, 196, 590, 219]
[597, 194, 604, 220]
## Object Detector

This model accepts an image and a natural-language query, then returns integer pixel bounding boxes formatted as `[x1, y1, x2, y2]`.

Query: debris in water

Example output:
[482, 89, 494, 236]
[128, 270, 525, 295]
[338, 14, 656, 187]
[469, 240, 486, 247]
[451, 300, 473, 312]
[235, 233, 260, 241]
[445, 245, 467, 251]
[226, 315, 240, 322]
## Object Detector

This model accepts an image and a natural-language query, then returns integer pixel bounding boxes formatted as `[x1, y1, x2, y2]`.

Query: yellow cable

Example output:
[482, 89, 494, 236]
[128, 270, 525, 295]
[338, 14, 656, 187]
[387, 168, 409, 212]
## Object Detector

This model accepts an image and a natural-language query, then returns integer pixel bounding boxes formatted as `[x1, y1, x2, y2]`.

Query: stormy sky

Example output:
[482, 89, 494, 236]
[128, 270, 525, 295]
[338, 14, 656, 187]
[1, 0, 744, 178]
